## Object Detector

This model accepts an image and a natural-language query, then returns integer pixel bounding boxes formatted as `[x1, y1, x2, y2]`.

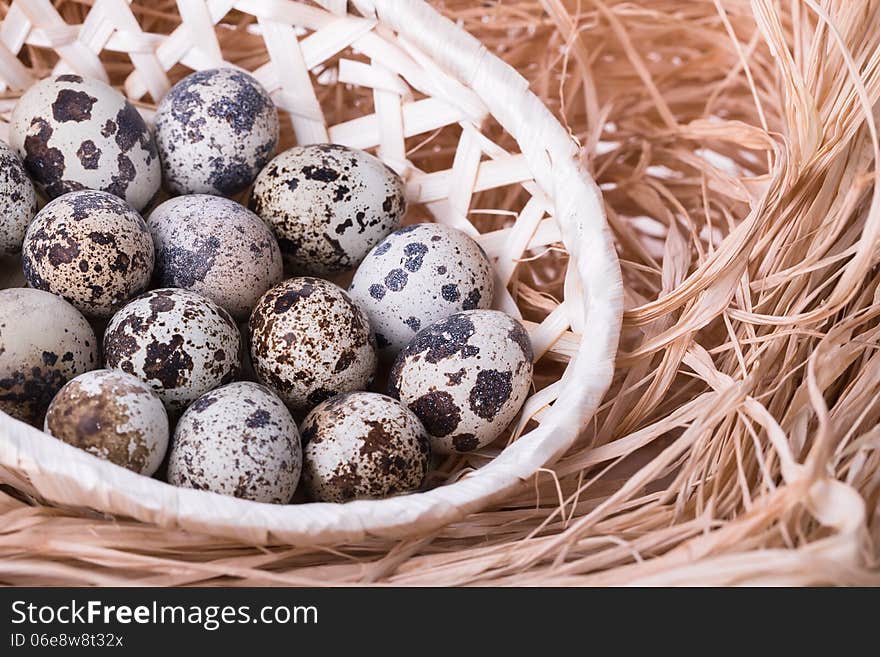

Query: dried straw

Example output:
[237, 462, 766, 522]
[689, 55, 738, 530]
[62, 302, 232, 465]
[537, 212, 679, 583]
[1, 0, 880, 585]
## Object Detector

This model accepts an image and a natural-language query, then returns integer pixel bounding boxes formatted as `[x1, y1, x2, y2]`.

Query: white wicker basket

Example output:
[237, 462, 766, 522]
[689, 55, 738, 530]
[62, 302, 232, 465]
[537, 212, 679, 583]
[0, 0, 622, 545]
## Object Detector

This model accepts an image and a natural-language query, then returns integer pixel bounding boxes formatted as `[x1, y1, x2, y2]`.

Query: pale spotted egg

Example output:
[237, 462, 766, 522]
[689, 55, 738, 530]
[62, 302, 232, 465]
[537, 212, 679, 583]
[388, 310, 533, 454]
[44, 369, 169, 476]
[348, 223, 495, 357]
[250, 144, 405, 276]
[9, 74, 160, 211]
[301, 392, 430, 503]
[167, 381, 301, 503]
[103, 288, 241, 415]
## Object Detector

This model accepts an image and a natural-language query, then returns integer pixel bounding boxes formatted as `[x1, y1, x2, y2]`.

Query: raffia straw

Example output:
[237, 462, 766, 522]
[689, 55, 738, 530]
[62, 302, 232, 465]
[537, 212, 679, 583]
[1, 0, 879, 585]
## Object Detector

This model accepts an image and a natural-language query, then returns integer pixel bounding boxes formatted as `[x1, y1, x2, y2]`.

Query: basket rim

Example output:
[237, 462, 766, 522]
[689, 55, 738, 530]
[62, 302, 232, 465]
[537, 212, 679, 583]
[0, 0, 623, 545]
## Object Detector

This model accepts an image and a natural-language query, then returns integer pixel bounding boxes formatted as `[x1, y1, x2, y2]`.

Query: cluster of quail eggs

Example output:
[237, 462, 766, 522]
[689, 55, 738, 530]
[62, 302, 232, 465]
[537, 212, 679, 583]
[0, 68, 534, 505]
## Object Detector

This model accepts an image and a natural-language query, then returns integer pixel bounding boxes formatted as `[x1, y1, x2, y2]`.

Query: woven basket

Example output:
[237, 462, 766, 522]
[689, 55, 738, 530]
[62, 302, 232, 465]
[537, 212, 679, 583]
[0, 0, 622, 545]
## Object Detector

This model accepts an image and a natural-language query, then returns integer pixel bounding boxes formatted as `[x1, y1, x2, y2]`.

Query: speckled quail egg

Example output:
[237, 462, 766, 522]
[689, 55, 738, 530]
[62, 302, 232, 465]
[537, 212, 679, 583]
[0, 140, 37, 255]
[154, 68, 279, 196]
[348, 222, 495, 356]
[388, 310, 533, 454]
[44, 369, 168, 476]
[250, 144, 406, 275]
[103, 288, 241, 414]
[167, 381, 301, 503]
[21, 189, 154, 319]
[148, 195, 283, 321]
[8, 74, 160, 211]
[249, 277, 377, 412]
[0, 288, 97, 425]
[301, 392, 430, 503]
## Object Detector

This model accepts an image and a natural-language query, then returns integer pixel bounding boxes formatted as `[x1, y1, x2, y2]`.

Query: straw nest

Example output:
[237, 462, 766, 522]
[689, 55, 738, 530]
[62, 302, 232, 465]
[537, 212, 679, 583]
[1, 0, 879, 585]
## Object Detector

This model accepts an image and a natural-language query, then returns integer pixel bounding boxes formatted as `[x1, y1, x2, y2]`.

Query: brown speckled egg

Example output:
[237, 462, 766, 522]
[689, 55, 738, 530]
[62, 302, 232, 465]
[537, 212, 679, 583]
[21, 190, 154, 319]
[148, 195, 283, 321]
[249, 277, 377, 412]
[103, 288, 241, 414]
[388, 310, 533, 454]
[8, 74, 160, 211]
[0, 140, 37, 255]
[0, 288, 98, 425]
[301, 392, 430, 503]
[250, 144, 406, 276]
[167, 381, 301, 503]
[348, 223, 494, 357]
[44, 369, 168, 475]
[154, 68, 279, 196]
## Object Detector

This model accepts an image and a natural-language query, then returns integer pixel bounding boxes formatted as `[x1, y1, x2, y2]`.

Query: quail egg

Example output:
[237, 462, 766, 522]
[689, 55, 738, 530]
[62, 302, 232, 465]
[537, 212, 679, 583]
[250, 144, 406, 275]
[44, 369, 169, 476]
[388, 310, 533, 454]
[21, 189, 154, 318]
[348, 222, 495, 356]
[249, 277, 377, 412]
[0, 140, 37, 255]
[154, 68, 279, 196]
[148, 194, 283, 321]
[301, 392, 430, 503]
[167, 381, 301, 503]
[8, 74, 160, 211]
[0, 288, 98, 425]
[103, 288, 241, 414]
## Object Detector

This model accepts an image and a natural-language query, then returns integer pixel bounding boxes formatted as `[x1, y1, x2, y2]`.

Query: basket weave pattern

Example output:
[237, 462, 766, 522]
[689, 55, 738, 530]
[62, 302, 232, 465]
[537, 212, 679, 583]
[0, 0, 879, 585]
